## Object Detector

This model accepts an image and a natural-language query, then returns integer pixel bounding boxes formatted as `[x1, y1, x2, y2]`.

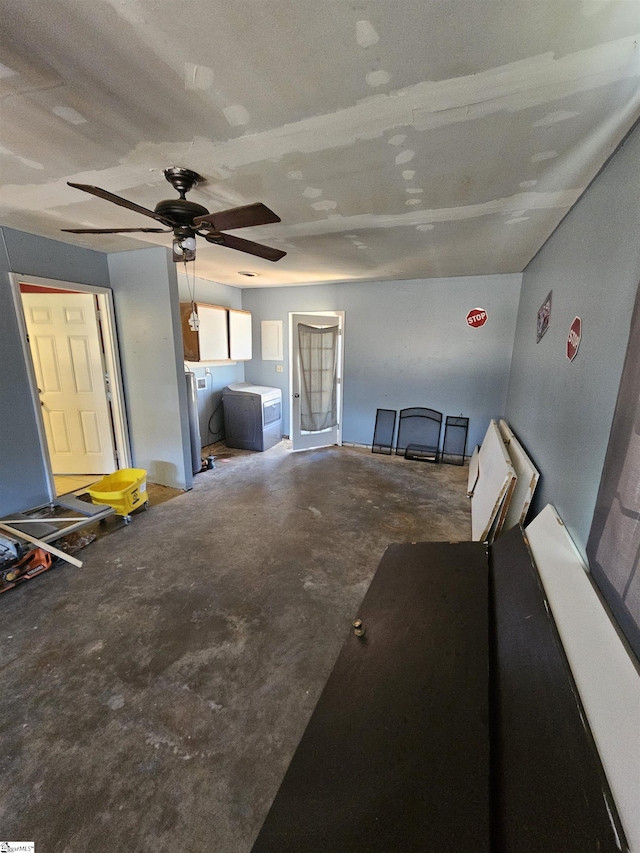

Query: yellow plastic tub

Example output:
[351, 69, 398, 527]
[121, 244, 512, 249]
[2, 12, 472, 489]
[88, 468, 148, 523]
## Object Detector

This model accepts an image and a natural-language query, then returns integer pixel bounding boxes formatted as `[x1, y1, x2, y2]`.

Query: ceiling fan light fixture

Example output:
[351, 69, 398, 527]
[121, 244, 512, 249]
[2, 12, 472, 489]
[173, 237, 196, 262]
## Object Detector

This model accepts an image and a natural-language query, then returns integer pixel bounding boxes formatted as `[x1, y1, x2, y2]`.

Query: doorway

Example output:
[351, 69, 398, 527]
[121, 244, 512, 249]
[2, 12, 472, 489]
[289, 311, 345, 451]
[10, 274, 131, 498]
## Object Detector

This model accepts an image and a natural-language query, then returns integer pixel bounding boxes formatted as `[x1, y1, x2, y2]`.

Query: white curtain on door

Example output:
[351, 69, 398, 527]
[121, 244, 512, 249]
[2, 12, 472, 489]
[298, 323, 339, 432]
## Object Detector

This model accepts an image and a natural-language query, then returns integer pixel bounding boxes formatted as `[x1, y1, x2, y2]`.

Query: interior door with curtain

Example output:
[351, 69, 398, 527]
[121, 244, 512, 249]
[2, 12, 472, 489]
[291, 313, 343, 450]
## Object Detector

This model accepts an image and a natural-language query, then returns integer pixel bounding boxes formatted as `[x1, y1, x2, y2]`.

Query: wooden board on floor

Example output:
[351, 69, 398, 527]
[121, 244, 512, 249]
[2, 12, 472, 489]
[467, 444, 479, 496]
[490, 525, 626, 852]
[487, 489, 508, 544]
[491, 472, 518, 543]
[251, 541, 490, 853]
[498, 420, 539, 530]
[471, 421, 516, 542]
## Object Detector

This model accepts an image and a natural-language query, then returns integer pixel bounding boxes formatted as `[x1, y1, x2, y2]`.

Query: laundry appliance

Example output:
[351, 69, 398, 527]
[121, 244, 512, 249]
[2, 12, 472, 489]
[223, 382, 282, 451]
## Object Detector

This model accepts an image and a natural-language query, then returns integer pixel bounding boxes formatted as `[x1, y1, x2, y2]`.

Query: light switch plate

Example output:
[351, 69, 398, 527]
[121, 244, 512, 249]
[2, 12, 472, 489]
[275, 364, 283, 373]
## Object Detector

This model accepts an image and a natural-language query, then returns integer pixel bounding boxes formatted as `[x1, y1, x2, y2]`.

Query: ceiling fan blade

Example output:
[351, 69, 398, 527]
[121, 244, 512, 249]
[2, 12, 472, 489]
[61, 227, 170, 234]
[67, 182, 172, 224]
[205, 232, 286, 262]
[194, 202, 281, 231]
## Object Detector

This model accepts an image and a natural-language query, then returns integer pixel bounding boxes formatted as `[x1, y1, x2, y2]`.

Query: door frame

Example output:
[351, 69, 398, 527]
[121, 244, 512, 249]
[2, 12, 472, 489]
[9, 272, 131, 499]
[289, 310, 345, 449]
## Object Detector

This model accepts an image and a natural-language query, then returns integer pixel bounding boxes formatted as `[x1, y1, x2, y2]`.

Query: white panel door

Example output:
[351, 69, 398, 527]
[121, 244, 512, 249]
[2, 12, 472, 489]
[22, 291, 116, 474]
[291, 313, 343, 451]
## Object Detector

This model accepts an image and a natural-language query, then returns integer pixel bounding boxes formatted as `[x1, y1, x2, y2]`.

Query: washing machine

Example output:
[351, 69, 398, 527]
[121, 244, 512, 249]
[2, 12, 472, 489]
[223, 382, 282, 451]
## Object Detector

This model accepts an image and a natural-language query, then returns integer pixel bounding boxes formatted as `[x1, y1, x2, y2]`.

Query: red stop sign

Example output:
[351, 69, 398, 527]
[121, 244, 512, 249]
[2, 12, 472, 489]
[466, 307, 487, 328]
[567, 316, 581, 361]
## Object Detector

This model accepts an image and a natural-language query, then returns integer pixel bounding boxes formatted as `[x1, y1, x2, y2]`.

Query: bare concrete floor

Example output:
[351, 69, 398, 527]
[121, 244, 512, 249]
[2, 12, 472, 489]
[0, 443, 470, 852]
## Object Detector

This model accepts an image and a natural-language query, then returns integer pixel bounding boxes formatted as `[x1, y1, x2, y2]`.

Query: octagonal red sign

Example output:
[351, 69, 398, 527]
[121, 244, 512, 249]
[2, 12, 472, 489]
[567, 316, 581, 361]
[466, 307, 487, 328]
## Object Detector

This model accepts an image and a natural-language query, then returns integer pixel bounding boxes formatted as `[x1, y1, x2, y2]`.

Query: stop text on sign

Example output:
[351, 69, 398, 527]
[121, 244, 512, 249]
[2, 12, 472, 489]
[467, 308, 488, 328]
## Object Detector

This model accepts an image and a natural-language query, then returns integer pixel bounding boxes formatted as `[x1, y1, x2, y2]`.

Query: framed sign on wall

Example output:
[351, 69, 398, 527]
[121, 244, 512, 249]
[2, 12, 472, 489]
[466, 307, 487, 328]
[567, 316, 582, 362]
[536, 291, 552, 343]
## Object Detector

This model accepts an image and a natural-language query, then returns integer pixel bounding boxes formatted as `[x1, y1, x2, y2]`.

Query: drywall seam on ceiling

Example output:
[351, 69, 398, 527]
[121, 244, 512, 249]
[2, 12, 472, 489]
[259, 189, 583, 239]
[0, 145, 44, 171]
[164, 33, 640, 170]
[1, 32, 638, 217]
[533, 110, 580, 127]
[355, 20, 379, 48]
[183, 61, 215, 91]
[0, 178, 582, 243]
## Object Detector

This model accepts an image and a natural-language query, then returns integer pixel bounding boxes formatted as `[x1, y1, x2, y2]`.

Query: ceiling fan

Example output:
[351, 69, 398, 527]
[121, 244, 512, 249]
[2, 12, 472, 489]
[62, 167, 286, 263]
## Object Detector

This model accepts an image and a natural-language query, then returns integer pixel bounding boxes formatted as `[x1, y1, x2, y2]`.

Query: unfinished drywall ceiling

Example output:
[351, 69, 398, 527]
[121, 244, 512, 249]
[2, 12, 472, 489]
[0, 0, 639, 286]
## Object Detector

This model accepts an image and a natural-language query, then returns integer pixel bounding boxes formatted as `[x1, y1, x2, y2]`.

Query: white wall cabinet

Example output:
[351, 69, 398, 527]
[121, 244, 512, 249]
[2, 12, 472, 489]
[197, 304, 229, 361]
[229, 309, 252, 361]
[181, 303, 252, 362]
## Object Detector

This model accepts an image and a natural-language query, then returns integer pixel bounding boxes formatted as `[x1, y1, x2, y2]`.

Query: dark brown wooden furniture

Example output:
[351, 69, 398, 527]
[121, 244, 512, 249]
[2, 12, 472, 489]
[251, 529, 626, 852]
[252, 541, 489, 852]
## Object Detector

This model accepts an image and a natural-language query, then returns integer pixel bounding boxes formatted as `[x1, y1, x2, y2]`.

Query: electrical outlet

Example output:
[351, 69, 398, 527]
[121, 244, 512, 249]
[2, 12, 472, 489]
[275, 364, 283, 373]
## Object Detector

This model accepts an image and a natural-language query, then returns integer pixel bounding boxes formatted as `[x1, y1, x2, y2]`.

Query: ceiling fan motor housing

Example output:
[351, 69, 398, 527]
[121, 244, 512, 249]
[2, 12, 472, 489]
[154, 198, 209, 231]
[158, 167, 208, 236]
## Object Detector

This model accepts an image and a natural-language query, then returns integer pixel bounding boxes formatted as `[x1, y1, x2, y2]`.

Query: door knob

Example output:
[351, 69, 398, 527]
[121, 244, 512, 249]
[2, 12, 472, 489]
[293, 393, 300, 398]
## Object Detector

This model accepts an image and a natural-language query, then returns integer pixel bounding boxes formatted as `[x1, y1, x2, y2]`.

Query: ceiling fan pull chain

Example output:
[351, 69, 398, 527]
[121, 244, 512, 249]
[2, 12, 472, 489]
[185, 257, 200, 332]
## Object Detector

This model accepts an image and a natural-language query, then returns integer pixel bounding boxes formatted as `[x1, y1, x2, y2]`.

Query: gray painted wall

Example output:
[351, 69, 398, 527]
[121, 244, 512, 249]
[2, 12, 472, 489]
[242, 274, 522, 451]
[506, 124, 640, 555]
[0, 227, 110, 515]
[108, 248, 192, 490]
[177, 274, 245, 447]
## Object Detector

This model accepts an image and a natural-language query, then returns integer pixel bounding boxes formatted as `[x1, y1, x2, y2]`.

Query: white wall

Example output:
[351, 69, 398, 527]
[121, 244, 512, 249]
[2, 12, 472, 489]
[108, 248, 192, 490]
[242, 274, 522, 451]
[506, 123, 640, 554]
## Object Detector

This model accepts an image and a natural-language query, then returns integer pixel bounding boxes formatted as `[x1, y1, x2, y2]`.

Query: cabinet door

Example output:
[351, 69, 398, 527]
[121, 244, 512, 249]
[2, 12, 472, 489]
[198, 304, 229, 360]
[229, 309, 252, 360]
